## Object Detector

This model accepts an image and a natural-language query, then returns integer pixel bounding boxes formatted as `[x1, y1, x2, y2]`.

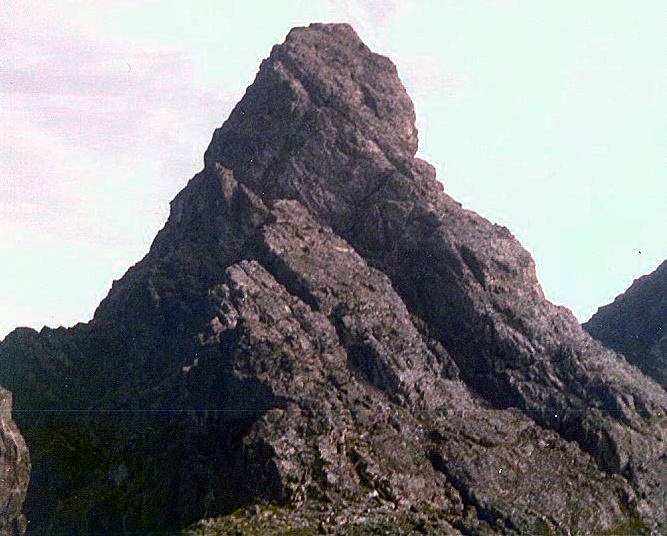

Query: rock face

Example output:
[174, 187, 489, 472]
[0, 389, 29, 536]
[0, 23, 665, 534]
[585, 260, 667, 390]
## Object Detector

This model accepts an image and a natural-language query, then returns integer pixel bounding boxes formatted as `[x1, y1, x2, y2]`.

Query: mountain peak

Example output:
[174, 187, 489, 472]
[285, 22, 364, 44]
[204, 22, 419, 224]
[585, 259, 667, 389]
[1, 23, 666, 534]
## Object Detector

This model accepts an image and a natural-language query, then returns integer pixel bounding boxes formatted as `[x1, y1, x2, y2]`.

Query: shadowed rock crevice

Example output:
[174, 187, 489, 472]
[585, 260, 667, 390]
[427, 450, 520, 534]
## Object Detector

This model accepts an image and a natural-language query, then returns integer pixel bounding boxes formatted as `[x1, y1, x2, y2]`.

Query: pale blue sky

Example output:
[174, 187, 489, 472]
[1, 1, 665, 339]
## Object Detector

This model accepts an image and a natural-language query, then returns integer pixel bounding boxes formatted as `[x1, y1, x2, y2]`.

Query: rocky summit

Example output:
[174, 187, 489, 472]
[585, 260, 667, 392]
[0, 23, 665, 535]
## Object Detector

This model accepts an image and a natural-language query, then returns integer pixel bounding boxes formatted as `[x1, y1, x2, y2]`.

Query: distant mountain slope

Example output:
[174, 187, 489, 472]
[0, 23, 665, 535]
[585, 260, 666, 389]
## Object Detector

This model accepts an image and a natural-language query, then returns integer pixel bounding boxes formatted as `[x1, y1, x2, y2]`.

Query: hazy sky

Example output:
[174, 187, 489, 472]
[1, 1, 665, 339]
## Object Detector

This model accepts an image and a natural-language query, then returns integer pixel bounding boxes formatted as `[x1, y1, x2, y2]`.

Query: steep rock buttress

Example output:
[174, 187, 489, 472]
[0, 389, 29, 536]
[585, 260, 666, 390]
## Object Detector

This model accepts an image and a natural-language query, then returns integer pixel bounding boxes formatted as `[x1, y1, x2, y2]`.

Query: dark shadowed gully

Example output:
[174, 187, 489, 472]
[0, 23, 665, 535]
[0, 389, 29, 536]
[585, 260, 666, 391]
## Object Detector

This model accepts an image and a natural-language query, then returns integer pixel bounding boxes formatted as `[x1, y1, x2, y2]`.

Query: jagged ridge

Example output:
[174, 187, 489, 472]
[0, 23, 665, 535]
[585, 260, 666, 390]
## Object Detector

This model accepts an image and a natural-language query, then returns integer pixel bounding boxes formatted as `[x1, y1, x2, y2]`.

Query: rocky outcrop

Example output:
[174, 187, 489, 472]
[0, 389, 29, 536]
[585, 260, 666, 390]
[0, 23, 665, 534]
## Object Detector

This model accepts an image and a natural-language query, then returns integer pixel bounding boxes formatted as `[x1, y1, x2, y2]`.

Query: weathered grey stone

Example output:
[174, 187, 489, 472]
[0, 22, 664, 535]
[585, 260, 666, 390]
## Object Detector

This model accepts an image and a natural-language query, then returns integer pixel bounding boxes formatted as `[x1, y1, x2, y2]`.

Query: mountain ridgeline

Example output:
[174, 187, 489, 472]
[0, 23, 665, 534]
[584, 260, 666, 391]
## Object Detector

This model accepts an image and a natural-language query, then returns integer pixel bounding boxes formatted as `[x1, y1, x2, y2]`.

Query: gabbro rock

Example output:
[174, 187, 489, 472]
[0, 389, 29, 536]
[205, 21, 667, 530]
[0, 22, 665, 535]
[585, 260, 667, 390]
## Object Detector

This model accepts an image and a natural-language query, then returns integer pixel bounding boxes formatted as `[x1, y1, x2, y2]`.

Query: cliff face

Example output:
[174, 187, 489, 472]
[585, 260, 666, 390]
[0, 389, 29, 536]
[0, 23, 665, 534]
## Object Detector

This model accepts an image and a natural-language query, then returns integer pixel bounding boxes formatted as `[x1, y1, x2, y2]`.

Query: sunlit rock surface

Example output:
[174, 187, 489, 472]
[0, 389, 29, 536]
